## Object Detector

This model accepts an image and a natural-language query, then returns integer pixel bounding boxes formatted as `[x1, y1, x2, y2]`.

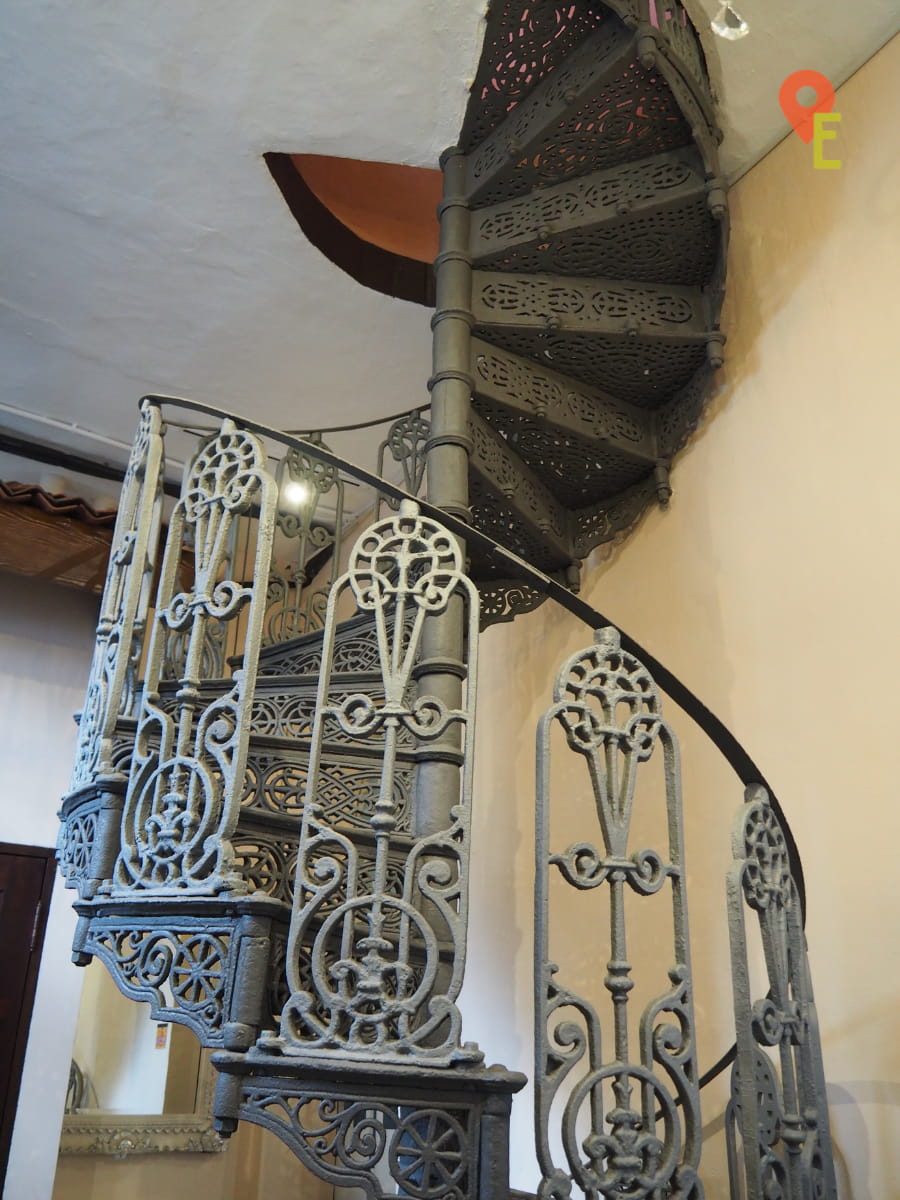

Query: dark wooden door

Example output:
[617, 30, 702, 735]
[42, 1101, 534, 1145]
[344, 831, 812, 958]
[0, 843, 54, 1190]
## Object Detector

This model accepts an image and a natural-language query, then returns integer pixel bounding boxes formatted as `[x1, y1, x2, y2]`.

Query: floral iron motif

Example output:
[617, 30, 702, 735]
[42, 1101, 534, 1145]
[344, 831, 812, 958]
[267, 501, 481, 1065]
[535, 627, 703, 1200]
[376, 411, 430, 516]
[113, 420, 277, 893]
[725, 786, 837, 1200]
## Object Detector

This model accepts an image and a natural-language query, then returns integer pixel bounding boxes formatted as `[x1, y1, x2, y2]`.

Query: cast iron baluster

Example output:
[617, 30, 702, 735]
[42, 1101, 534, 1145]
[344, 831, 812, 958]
[726, 786, 837, 1200]
[535, 627, 703, 1199]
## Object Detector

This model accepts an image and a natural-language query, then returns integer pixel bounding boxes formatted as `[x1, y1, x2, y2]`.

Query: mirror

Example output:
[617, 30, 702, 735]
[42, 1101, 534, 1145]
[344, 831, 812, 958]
[59, 959, 224, 1157]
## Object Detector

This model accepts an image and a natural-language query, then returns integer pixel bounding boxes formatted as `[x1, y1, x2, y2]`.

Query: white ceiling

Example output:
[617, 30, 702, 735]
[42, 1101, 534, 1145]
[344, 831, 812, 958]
[1, 0, 897, 503]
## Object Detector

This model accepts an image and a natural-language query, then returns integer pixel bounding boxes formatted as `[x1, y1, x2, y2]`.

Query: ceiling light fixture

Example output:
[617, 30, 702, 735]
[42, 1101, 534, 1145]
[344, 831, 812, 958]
[711, 2, 749, 40]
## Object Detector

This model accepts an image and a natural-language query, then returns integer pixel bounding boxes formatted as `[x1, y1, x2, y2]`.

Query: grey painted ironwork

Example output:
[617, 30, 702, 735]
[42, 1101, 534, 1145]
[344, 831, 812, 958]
[477, 578, 552, 630]
[265, 434, 345, 643]
[470, 149, 707, 257]
[470, 338, 655, 465]
[472, 271, 710, 340]
[376, 410, 431, 516]
[725, 786, 837, 1200]
[60, 401, 165, 899]
[71, 897, 287, 1049]
[535, 627, 703, 1199]
[52, 0, 762, 1185]
[262, 501, 481, 1066]
[572, 477, 659, 560]
[464, 22, 663, 208]
[470, 150, 718, 286]
[112, 419, 277, 894]
[468, 409, 573, 564]
[212, 1052, 525, 1200]
[69, 401, 164, 793]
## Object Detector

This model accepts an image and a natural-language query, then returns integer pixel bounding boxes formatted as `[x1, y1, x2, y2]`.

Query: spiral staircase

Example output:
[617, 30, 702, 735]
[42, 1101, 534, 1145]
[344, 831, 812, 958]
[56, 4, 837, 1199]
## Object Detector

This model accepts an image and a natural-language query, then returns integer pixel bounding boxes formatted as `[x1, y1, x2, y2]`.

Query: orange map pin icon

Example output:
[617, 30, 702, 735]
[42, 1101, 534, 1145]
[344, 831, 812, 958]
[779, 70, 836, 143]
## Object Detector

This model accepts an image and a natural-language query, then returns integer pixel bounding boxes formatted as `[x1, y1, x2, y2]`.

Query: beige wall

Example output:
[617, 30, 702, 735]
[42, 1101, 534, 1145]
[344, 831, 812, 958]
[462, 33, 900, 1199]
[52, 1121, 331, 1200]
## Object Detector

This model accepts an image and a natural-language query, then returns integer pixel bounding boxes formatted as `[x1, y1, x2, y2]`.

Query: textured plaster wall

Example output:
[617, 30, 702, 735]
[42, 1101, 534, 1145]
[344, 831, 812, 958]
[463, 33, 900, 1198]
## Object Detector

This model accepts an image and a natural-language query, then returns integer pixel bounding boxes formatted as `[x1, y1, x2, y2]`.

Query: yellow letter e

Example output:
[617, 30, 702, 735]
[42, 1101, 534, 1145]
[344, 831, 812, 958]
[813, 112, 842, 169]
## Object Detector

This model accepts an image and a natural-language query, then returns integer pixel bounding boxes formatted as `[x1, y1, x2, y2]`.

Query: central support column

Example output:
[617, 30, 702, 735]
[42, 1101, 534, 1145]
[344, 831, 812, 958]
[414, 146, 474, 839]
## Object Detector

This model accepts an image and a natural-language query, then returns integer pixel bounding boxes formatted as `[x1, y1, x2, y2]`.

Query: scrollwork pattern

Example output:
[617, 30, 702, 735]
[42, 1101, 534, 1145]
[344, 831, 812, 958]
[114, 421, 277, 894]
[377, 412, 430, 514]
[268, 503, 481, 1065]
[474, 324, 707, 405]
[85, 925, 232, 1044]
[69, 402, 164, 796]
[535, 627, 704, 1199]
[240, 1088, 473, 1200]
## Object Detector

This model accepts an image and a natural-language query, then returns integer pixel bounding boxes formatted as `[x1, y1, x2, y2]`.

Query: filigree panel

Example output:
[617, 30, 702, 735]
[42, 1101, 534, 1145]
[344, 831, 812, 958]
[478, 579, 549, 629]
[467, 26, 692, 209]
[250, 1091, 473, 1200]
[459, 1, 610, 152]
[468, 409, 571, 554]
[264, 437, 344, 645]
[377, 412, 430, 515]
[113, 421, 277, 894]
[69, 401, 164, 794]
[473, 272, 705, 334]
[256, 610, 415, 678]
[469, 476, 572, 573]
[471, 150, 703, 251]
[58, 801, 101, 890]
[84, 923, 234, 1045]
[470, 339, 653, 457]
[654, 365, 715, 459]
[250, 685, 417, 749]
[476, 197, 718, 287]
[573, 477, 658, 558]
[725, 787, 837, 1200]
[650, 0, 707, 95]
[266, 502, 482, 1066]
[232, 832, 299, 904]
[535, 627, 704, 1199]
[473, 395, 650, 507]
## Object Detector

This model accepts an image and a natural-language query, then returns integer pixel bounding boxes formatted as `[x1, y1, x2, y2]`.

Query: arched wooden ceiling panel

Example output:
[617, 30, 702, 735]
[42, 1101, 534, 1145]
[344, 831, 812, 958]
[265, 153, 441, 307]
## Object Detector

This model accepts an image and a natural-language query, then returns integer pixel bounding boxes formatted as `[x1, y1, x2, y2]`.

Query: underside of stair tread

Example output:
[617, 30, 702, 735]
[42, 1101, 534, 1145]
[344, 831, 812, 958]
[471, 394, 651, 508]
[473, 326, 708, 407]
[450, 0, 727, 615]
[473, 194, 719, 287]
[458, 1, 611, 153]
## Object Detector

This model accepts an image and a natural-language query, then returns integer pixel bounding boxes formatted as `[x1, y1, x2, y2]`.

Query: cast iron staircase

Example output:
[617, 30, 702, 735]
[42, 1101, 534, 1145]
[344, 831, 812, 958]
[441, 0, 727, 619]
[55, 3, 838, 1197]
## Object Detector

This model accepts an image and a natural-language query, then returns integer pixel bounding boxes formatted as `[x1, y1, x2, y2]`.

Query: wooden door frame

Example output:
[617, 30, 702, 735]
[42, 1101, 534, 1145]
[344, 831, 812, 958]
[0, 841, 56, 1189]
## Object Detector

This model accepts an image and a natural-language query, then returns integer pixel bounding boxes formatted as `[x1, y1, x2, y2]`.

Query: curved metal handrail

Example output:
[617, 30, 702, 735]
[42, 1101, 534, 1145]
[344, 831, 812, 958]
[146, 392, 803, 1091]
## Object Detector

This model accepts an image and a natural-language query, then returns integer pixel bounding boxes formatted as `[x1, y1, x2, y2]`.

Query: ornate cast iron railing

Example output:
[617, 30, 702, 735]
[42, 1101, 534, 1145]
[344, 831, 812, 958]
[58, 396, 836, 1197]
[263, 500, 480, 1066]
[535, 628, 703, 1199]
